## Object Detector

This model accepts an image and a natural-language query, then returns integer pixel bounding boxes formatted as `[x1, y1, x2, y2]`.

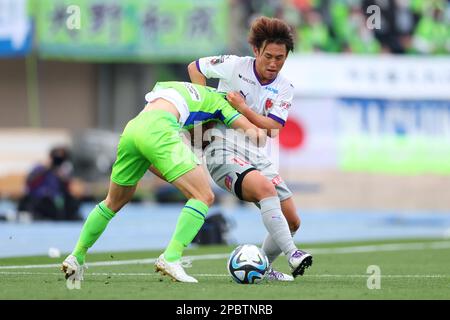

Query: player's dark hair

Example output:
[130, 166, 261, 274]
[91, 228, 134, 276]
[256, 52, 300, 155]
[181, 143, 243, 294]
[248, 16, 294, 53]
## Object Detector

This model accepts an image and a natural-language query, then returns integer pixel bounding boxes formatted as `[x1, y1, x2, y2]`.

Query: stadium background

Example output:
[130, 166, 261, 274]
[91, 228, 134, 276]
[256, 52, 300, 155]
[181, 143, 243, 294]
[0, 0, 450, 259]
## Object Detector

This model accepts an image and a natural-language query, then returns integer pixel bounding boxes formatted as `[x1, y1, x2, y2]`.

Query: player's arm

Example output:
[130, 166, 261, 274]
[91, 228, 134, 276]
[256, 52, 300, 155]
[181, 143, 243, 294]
[188, 55, 236, 86]
[226, 92, 282, 138]
[188, 61, 207, 86]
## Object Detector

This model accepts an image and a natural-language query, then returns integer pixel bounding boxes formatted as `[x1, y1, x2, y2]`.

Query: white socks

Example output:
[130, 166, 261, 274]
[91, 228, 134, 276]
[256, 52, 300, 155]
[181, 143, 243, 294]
[259, 196, 297, 259]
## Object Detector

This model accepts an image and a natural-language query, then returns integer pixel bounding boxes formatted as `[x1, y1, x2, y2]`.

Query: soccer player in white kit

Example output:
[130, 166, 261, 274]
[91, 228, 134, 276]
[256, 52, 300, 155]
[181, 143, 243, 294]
[188, 16, 312, 280]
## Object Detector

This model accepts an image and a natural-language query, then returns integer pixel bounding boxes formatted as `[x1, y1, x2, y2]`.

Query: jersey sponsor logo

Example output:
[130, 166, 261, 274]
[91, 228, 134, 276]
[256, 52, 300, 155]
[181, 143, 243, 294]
[183, 82, 201, 101]
[280, 100, 291, 110]
[265, 98, 274, 111]
[224, 175, 233, 191]
[238, 73, 256, 85]
[272, 175, 283, 186]
[265, 86, 279, 94]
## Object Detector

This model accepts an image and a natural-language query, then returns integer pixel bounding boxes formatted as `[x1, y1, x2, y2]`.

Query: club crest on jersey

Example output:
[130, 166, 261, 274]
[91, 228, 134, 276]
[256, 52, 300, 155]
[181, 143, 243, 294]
[224, 175, 233, 191]
[265, 98, 273, 110]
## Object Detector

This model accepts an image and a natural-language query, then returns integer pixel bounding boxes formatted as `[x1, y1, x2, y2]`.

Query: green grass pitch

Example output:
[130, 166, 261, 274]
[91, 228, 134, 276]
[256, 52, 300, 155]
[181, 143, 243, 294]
[0, 238, 449, 300]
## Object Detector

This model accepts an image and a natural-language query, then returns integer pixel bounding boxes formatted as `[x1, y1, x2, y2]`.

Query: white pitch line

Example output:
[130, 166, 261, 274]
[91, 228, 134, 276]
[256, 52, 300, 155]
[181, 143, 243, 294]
[0, 254, 227, 270]
[308, 241, 450, 255]
[0, 271, 448, 279]
[1, 240, 449, 270]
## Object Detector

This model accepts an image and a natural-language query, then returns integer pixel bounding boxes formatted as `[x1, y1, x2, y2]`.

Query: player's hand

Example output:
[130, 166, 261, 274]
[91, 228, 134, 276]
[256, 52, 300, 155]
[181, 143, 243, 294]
[226, 91, 247, 113]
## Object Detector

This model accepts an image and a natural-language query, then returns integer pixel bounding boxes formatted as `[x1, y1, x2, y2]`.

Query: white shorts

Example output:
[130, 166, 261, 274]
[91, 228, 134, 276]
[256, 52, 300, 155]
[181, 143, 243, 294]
[204, 138, 293, 202]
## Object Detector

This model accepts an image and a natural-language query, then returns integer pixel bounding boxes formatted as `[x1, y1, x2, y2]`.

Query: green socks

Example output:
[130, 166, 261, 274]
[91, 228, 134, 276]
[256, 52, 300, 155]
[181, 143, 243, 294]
[72, 201, 115, 264]
[72, 199, 208, 264]
[164, 199, 209, 262]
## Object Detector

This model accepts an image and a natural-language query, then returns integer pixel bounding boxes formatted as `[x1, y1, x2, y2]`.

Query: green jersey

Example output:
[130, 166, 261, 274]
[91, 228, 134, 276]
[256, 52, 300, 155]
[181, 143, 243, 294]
[151, 81, 241, 129]
[111, 81, 242, 186]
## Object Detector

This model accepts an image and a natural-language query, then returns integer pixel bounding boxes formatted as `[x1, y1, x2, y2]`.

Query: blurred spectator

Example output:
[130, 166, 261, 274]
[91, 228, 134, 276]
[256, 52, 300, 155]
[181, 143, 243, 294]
[296, 9, 337, 52]
[410, 2, 450, 54]
[233, 0, 450, 55]
[362, 0, 403, 53]
[395, 0, 417, 52]
[17, 146, 83, 221]
[345, 4, 381, 53]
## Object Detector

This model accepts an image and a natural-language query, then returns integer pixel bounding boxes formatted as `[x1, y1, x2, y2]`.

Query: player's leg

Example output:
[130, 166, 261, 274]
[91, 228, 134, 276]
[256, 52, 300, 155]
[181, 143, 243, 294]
[281, 197, 301, 231]
[261, 197, 301, 280]
[261, 185, 300, 264]
[61, 182, 136, 286]
[62, 114, 149, 282]
[139, 112, 212, 282]
[241, 172, 311, 277]
[256, 162, 312, 277]
[262, 198, 298, 262]
[70, 115, 149, 265]
[70, 182, 136, 265]
[205, 144, 296, 257]
[205, 144, 311, 277]
[239, 170, 298, 257]
[153, 165, 214, 283]
[165, 165, 214, 261]
[139, 113, 213, 263]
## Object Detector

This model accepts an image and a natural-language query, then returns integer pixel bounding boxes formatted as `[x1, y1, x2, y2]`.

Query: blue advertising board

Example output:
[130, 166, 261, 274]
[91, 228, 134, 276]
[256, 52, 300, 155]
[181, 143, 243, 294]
[0, 0, 32, 57]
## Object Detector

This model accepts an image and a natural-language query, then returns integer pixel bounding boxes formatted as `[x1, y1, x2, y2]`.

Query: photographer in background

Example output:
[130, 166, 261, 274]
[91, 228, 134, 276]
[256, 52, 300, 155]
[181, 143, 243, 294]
[17, 146, 83, 221]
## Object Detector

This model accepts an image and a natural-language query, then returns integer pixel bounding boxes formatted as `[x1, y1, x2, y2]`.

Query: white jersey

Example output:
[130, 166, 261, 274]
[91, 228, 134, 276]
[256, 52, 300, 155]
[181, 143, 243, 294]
[197, 55, 294, 161]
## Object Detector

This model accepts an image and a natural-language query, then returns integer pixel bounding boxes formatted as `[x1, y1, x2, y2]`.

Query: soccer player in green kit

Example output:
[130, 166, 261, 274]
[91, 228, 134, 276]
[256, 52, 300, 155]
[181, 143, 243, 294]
[61, 81, 265, 284]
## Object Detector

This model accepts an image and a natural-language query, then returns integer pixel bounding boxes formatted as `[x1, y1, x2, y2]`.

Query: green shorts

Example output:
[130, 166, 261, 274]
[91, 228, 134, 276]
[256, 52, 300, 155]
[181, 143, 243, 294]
[111, 110, 198, 186]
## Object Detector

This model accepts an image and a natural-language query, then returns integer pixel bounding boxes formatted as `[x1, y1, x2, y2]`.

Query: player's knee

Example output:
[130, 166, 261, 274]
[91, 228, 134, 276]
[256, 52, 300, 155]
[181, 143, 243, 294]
[257, 180, 277, 200]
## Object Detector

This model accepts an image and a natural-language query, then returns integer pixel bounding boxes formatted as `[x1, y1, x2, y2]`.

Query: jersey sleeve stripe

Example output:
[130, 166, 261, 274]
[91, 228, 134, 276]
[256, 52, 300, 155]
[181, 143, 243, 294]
[268, 113, 286, 126]
[225, 113, 241, 127]
[195, 60, 205, 76]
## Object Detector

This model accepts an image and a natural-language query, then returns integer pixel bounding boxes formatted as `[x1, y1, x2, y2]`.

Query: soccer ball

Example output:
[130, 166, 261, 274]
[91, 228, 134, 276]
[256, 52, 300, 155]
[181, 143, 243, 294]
[227, 244, 269, 284]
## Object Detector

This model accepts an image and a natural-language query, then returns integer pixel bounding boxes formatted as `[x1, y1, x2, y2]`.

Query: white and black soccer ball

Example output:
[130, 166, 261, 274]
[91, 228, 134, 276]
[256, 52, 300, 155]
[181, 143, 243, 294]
[227, 244, 269, 284]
